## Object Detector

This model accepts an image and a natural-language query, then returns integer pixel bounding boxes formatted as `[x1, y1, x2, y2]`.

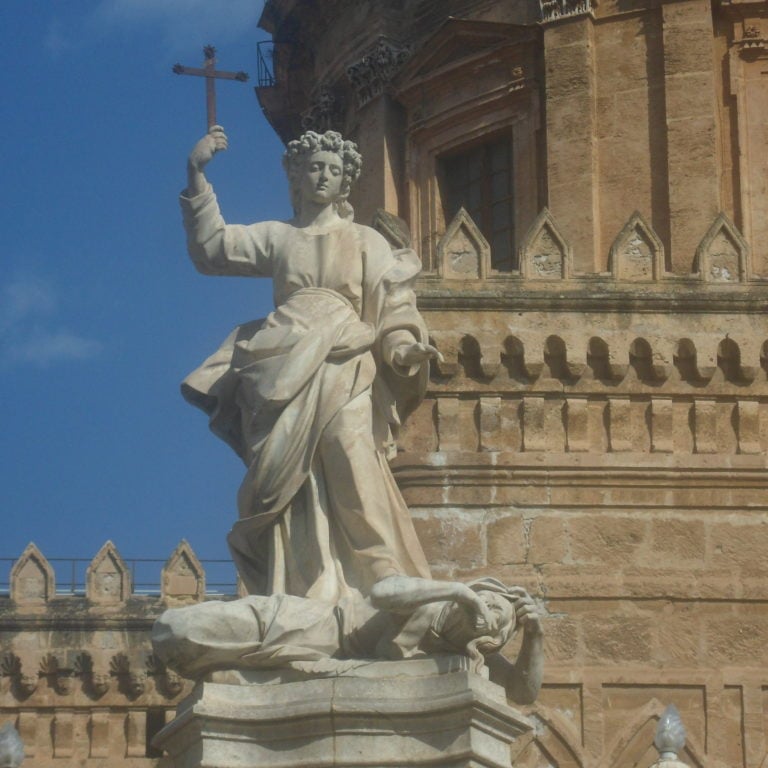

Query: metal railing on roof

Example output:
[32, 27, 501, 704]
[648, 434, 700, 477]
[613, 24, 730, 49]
[0, 557, 238, 597]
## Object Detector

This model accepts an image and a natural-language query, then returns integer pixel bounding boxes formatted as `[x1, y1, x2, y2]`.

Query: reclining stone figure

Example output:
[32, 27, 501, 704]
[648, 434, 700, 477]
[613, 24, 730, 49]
[153, 574, 543, 705]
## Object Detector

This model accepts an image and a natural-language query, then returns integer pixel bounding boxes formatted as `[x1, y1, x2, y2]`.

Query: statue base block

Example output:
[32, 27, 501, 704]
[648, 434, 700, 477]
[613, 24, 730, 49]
[154, 656, 532, 768]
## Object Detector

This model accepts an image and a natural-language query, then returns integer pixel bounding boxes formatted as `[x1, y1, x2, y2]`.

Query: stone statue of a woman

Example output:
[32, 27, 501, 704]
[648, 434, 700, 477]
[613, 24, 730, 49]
[180, 126, 441, 602]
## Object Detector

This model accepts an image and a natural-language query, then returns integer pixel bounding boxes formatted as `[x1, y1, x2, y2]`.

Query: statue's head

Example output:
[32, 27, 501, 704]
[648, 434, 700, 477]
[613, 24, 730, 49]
[283, 131, 362, 219]
[437, 578, 521, 674]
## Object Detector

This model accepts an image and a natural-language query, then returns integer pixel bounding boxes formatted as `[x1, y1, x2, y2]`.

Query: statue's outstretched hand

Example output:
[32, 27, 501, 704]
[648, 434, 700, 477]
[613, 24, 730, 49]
[393, 342, 444, 368]
[188, 125, 228, 171]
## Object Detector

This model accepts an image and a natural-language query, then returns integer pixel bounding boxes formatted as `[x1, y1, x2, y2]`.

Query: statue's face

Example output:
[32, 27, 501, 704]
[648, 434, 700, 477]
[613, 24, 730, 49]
[476, 591, 515, 637]
[300, 150, 344, 206]
[441, 591, 515, 649]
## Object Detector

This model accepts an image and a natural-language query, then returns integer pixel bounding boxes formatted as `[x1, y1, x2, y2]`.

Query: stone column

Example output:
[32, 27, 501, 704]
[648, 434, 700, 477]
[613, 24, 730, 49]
[154, 659, 532, 768]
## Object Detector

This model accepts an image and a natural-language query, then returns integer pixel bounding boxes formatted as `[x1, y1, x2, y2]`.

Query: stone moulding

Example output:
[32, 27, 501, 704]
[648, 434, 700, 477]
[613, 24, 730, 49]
[519, 208, 572, 280]
[10, 543, 55, 605]
[154, 667, 532, 768]
[609, 211, 665, 282]
[437, 207, 491, 280]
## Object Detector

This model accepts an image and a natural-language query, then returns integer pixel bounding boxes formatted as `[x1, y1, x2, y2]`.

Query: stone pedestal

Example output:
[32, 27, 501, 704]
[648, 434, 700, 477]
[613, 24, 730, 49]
[154, 657, 532, 768]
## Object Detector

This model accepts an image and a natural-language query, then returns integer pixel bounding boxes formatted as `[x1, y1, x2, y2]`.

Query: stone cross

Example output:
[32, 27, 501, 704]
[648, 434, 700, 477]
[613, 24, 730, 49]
[173, 45, 249, 129]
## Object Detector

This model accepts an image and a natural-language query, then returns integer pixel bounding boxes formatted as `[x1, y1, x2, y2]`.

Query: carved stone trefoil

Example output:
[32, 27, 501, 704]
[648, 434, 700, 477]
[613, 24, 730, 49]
[346, 37, 411, 107]
[539, 0, 592, 23]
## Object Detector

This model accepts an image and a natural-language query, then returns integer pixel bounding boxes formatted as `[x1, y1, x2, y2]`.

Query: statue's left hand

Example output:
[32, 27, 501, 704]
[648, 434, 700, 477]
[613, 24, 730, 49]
[393, 342, 444, 367]
[510, 587, 543, 636]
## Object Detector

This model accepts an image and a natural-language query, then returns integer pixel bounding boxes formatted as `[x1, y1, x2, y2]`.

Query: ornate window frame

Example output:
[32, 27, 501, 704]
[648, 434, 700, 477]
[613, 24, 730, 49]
[393, 19, 542, 277]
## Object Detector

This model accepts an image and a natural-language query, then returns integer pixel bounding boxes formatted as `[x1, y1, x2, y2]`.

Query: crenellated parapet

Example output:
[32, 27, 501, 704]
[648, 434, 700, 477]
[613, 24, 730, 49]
[422, 207, 759, 284]
[0, 540, 223, 767]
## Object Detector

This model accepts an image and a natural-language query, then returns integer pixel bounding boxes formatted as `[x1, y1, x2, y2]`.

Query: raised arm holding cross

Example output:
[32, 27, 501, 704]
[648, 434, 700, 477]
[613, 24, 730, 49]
[173, 45, 249, 130]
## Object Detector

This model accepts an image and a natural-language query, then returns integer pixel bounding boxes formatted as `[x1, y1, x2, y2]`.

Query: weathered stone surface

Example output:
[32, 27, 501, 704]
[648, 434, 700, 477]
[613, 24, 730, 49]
[155, 670, 532, 768]
[86, 541, 131, 605]
[10, 543, 54, 606]
[161, 541, 205, 603]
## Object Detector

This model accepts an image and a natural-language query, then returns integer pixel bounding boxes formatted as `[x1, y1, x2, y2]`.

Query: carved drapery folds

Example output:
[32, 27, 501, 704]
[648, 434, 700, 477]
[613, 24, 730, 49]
[346, 37, 411, 107]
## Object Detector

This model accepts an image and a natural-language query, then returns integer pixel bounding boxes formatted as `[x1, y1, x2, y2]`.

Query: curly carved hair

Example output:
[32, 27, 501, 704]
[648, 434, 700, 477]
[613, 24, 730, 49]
[282, 131, 363, 217]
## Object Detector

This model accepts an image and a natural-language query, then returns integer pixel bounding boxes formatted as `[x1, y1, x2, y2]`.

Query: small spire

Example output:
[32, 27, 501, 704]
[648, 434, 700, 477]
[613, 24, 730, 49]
[0, 723, 24, 768]
[654, 704, 686, 760]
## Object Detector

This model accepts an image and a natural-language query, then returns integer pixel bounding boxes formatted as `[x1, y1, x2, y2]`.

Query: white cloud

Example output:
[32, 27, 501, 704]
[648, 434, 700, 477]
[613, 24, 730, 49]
[1, 278, 56, 332]
[43, 19, 73, 58]
[0, 278, 101, 368]
[92, 0, 262, 52]
[6, 329, 102, 367]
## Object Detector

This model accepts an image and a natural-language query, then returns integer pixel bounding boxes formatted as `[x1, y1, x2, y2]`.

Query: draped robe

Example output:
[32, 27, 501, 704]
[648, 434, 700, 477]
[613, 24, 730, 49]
[180, 186, 432, 602]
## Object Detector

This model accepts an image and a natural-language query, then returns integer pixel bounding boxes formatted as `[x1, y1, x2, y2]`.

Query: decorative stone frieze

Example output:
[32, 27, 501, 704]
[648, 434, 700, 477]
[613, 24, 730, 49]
[346, 37, 411, 107]
[734, 30, 767, 56]
[539, 0, 592, 23]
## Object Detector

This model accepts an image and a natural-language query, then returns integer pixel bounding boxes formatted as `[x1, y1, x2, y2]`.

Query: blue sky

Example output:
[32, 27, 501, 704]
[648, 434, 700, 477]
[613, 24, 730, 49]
[1, 1, 290, 580]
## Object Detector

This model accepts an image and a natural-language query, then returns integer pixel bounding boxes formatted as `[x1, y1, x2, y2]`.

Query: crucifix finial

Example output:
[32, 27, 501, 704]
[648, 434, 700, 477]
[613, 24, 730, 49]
[173, 46, 249, 129]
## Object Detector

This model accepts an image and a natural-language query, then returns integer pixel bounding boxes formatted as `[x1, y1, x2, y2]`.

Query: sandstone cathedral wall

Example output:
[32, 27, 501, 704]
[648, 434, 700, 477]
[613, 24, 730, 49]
[2, 0, 767, 766]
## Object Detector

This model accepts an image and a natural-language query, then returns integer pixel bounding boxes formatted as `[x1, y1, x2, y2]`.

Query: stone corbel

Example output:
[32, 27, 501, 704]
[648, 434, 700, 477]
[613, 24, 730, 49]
[147, 653, 185, 698]
[109, 653, 146, 698]
[1, 653, 38, 699]
[733, 26, 767, 58]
